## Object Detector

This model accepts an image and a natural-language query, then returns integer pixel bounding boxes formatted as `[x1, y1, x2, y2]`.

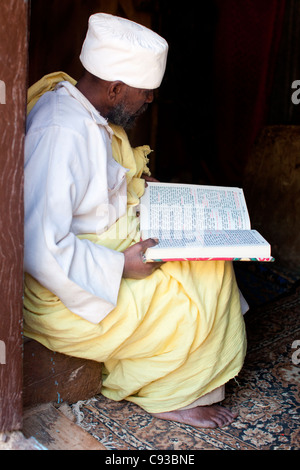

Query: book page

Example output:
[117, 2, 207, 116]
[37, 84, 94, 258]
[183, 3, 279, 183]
[152, 230, 268, 249]
[140, 182, 251, 241]
[144, 229, 271, 261]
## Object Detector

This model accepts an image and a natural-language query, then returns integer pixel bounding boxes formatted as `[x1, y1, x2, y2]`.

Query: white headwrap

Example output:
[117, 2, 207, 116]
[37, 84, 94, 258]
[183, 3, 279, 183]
[80, 13, 168, 90]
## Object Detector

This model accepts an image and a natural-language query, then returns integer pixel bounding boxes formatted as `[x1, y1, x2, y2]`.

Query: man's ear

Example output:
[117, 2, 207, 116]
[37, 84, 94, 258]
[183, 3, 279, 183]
[107, 81, 126, 102]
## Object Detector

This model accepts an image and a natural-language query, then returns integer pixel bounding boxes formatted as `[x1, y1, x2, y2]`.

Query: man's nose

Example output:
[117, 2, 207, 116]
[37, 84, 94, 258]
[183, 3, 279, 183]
[145, 90, 154, 103]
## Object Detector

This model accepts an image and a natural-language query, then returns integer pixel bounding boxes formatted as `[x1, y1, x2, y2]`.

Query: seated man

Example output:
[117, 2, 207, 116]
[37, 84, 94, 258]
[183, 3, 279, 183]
[23, 13, 247, 429]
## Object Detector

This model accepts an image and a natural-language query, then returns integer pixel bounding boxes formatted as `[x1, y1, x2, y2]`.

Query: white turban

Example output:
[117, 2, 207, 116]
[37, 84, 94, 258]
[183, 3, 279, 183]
[79, 13, 168, 90]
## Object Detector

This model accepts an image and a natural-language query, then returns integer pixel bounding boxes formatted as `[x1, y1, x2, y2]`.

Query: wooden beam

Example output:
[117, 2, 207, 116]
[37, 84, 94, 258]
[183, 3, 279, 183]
[23, 339, 102, 407]
[0, 431, 47, 451]
[0, 0, 29, 432]
[23, 403, 107, 450]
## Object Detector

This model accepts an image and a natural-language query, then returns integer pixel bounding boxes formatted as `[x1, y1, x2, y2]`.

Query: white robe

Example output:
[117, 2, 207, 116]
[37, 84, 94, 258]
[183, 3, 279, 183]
[24, 81, 128, 324]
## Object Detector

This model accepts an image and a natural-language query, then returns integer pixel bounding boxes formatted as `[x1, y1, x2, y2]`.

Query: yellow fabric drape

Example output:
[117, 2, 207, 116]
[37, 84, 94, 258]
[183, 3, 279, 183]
[23, 73, 246, 413]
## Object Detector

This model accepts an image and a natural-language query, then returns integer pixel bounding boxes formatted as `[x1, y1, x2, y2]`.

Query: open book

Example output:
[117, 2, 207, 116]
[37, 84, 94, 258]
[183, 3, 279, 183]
[139, 182, 273, 262]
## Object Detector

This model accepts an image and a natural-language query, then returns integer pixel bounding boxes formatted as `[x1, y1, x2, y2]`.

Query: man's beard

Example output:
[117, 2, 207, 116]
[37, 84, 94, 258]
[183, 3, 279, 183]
[107, 102, 148, 129]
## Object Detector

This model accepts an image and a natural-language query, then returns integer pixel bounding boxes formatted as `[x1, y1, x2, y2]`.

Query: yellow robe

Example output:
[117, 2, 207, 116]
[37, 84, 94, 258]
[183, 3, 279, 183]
[24, 73, 246, 413]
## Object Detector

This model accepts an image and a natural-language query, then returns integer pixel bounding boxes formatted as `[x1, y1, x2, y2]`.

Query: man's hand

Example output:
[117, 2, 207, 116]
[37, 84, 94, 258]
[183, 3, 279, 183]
[142, 173, 159, 184]
[123, 238, 164, 279]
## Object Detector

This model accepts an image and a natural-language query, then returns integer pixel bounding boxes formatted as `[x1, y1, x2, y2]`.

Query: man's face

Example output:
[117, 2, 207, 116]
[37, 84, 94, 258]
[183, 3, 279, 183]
[107, 86, 154, 129]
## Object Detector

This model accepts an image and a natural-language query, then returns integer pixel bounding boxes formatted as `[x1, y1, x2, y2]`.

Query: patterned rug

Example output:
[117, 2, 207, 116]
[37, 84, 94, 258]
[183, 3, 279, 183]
[70, 278, 300, 451]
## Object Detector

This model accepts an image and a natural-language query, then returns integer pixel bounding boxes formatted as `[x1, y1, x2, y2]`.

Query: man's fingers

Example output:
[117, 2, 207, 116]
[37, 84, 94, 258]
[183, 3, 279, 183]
[123, 238, 163, 279]
[139, 238, 159, 262]
[140, 237, 159, 249]
[140, 238, 165, 269]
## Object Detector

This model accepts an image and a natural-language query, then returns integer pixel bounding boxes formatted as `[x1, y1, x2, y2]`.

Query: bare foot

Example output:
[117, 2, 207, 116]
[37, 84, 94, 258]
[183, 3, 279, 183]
[152, 404, 238, 429]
